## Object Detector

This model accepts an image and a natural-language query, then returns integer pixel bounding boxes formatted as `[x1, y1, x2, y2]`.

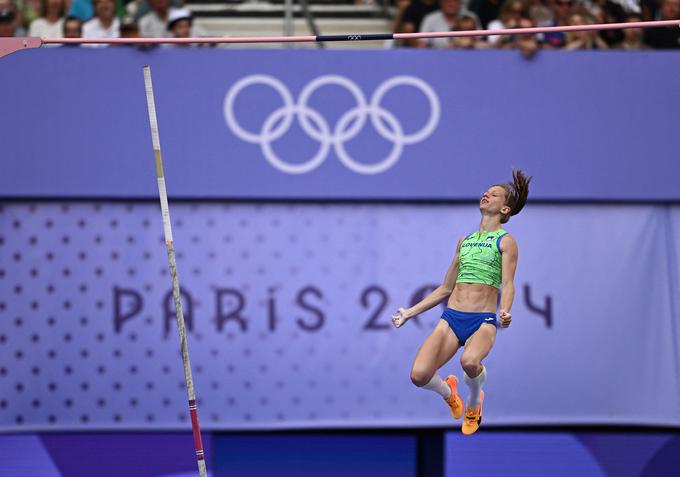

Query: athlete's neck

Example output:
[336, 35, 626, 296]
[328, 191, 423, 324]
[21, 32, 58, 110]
[478, 215, 502, 234]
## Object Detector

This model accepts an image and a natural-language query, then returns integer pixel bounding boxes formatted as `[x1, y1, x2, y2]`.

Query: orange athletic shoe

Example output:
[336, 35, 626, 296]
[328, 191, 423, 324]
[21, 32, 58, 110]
[444, 375, 464, 420]
[462, 391, 484, 435]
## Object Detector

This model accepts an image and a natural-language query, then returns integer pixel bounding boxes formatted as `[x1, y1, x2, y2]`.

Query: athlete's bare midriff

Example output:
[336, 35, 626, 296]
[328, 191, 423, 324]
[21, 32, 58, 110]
[447, 282, 499, 313]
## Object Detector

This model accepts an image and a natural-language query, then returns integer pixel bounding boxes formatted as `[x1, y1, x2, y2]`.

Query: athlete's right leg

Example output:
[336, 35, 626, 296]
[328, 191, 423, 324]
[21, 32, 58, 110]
[410, 319, 460, 386]
[410, 319, 463, 417]
[410, 319, 461, 392]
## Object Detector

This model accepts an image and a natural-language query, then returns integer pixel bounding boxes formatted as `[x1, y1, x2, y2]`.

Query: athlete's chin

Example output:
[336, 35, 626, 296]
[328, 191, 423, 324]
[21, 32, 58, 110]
[479, 205, 499, 216]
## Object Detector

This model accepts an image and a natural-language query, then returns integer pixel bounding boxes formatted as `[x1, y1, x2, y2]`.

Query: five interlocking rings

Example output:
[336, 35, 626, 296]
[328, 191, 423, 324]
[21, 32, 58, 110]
[224, 74, 441, 175]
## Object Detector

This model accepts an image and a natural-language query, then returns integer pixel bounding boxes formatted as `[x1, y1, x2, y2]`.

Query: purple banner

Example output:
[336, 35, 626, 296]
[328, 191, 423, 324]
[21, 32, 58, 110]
[1, 49, 680, 200]
[1, 202, 679, 431]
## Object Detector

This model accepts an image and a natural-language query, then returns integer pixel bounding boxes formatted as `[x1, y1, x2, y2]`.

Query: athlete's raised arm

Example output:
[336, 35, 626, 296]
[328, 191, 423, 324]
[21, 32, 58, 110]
[391, 236, 464, 328]
[498, 234, 518, 328]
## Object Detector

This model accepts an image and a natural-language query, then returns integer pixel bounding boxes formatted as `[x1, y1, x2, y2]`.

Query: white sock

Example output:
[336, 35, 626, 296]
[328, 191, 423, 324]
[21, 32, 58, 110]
[464, 366, 487, 409]
[422, 374, 452, 400]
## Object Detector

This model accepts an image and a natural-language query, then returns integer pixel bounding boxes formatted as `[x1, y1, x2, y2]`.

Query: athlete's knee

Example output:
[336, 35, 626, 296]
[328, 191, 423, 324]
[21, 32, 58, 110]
[410, 366, 434, 387]
[460, 355, 482, 378]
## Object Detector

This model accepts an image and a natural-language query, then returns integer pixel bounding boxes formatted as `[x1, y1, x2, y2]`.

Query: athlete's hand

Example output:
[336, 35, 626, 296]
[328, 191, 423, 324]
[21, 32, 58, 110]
[391, 308, 410, 328]
[499, 310, 512, 328]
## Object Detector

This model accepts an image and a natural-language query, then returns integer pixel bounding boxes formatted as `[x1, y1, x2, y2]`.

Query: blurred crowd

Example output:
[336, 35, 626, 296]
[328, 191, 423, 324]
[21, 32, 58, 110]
[0, 0, 200, 45]
[393, 0, 680, 54]
[0, 0, 678, 53]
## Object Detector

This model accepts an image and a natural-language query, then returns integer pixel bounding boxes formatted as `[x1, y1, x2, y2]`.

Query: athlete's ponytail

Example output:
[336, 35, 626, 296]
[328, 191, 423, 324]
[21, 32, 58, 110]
[499, 169, 532, 224]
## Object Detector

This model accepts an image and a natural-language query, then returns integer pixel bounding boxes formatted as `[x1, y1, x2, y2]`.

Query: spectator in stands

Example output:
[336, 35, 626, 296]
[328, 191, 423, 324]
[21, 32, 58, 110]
[392, 0, 421, 46]
[68, 0, 125, 22]
[0, 0, 26, 36]
[448, 14, 488, 48]
[130, 0, 182, 22]
[619, 13, 648, 48]
[82, 0, 120, 46]
[0, 0, 18, 36]
[528, 2, 554, 28]
[139, 0, 172, 37]
[66, 0, 93, 21]
[505, 15, 540, 57]
[469, 0, 503, 29]
[581, 0, 604, 22]
[610, 0, 642, 15]
[399, 0, 439, 39]
[641, 0, 660, 20]
[565, 12, 608, 48]
[598, 1, 626, 47]
[168, 7, 191, 43]
[116, 14, 156, 48]
[22, 0, 42, 27]
[487, 0, 527, 45]
[62, 14, 82, 40]
[28, 0, 65, 39]
[119, 14, 141, 39]
[119, 14, 138, 35]
[643, 0, 680, 48]
[419, 0, 480, 47]
[542, 0, 577, 48]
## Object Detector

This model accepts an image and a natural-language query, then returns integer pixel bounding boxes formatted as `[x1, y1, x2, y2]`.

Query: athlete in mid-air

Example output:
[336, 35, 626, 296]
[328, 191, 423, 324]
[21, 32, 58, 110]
[392, 169, 531, 434]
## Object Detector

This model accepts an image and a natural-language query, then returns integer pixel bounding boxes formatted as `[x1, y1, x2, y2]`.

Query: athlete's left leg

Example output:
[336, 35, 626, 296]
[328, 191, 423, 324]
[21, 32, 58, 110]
[460, 324, 496, 434]
[460, 323, 496, 401]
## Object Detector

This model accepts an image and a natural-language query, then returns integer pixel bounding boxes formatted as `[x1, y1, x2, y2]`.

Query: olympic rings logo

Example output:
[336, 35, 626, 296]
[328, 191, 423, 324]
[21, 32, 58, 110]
[223, 74, 441, 175]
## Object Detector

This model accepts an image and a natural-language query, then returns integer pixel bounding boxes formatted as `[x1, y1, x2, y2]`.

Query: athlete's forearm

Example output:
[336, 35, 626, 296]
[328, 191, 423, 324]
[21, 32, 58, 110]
[406, 285, 452, 318]
[500, 282, 514, 312]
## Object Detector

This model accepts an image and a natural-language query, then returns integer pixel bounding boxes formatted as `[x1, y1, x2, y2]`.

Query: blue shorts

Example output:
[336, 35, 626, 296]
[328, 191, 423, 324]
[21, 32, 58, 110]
[441, 308, 497, 345]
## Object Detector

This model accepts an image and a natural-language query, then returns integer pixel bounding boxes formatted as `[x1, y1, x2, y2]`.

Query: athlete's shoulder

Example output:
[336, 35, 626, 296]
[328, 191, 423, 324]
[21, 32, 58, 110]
[455, 234, 468, 250]
[499, 232, 518, 252]
[462, 231, 476, 241]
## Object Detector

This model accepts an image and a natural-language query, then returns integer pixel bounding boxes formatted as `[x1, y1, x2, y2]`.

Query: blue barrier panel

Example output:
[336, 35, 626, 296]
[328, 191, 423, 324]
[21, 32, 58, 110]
[213, 433, 417, 477]
[444, 431, 680, 477]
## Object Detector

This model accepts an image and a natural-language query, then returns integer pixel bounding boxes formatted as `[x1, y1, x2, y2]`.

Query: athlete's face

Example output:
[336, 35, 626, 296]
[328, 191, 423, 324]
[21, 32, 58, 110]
[480, 186, 510, 216]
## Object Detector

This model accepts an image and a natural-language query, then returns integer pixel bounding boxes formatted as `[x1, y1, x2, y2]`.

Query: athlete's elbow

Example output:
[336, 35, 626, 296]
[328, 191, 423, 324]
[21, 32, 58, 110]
[440, 285, 453, 296]
[501, 281, 515, 291]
